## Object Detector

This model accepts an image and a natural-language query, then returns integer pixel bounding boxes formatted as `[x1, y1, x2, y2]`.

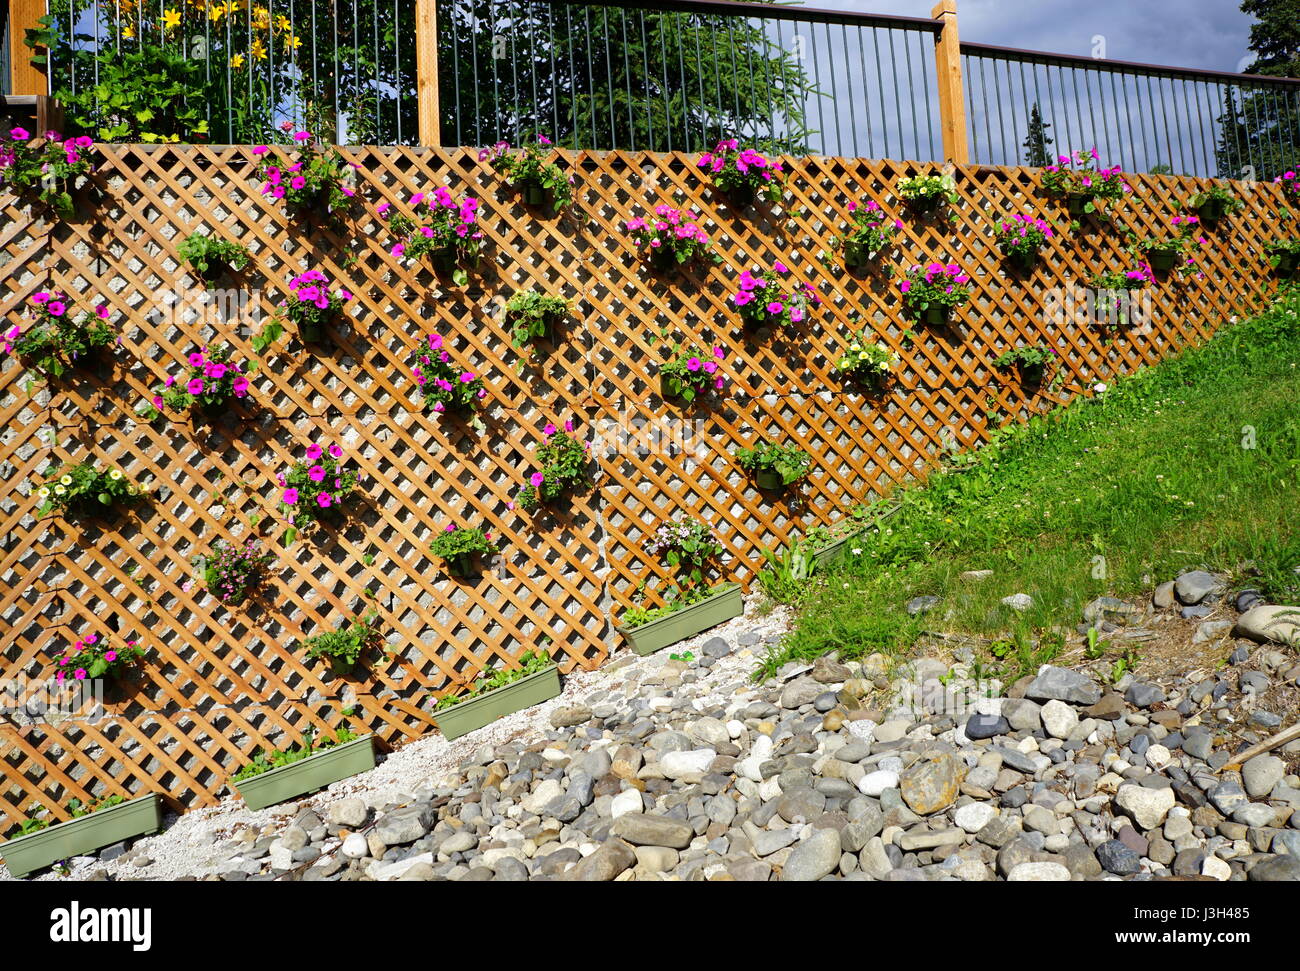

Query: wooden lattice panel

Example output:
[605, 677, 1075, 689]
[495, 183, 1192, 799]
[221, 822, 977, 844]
[0, 144, 1289, 824]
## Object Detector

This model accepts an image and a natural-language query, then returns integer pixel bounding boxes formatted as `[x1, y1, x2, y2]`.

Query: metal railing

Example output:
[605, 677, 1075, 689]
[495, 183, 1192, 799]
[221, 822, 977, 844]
[438, 0, 945, 159]
[961, 43, 1300, 180]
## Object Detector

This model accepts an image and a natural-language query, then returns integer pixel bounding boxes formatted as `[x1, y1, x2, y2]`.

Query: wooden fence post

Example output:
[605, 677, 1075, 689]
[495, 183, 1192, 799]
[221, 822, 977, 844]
[8, 0, 48, 97]
[931, 0, 970, 165]
[415, 0, 441, 147]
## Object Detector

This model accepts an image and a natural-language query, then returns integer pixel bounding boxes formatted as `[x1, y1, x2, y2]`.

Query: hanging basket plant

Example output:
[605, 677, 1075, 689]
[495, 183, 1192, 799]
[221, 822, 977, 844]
[731, 262, 822, 330]
[626, 206, 719, 273]
[202, 538, 275, 606]
[0, 128, 95, 218]
[1264, 239, 1300, 276]
[1273, 169, 1298, 205]
[836, 334, 901, 392]
[482, 135, 575, 214]
[2, 291, 115, 379]
[736, 440, 811, 492]
[504, 291, 570, 365]
[253, 130, 358, 218]
[51, 631, 146, 687]
[1186, 184, 1242, 228]
[1086, 268, 1153, 328]
[659, 343, 728, 403]
[177, 231, 252, 287]
[36, 462, 143, 521]
[828, 200, 903, 268]
[430, 523, 498, 578]
[513, 422, 591, 511]
[1131, 214, 1205, 276]
[139, 344, 255, 422]
[696, 138, 784, 209]
[896, 173, 958, 215]
[383, 188, 484, 285]
[897, 261, 972, 325]
[646, 516, 725, 588]
[278, 441, 362, 544]
[995, 212, 1055, 272]
[993, 343, 1058, 387]
[1041, 147, 1129, 222]
[301, 611, 382, 675]
[410, 331, 489, 417]
[278, 269, 353, 342]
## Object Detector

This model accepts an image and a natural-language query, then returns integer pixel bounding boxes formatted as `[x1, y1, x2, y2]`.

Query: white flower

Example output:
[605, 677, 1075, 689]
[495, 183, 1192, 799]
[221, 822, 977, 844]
[37, 487, 50, 498]
[109, 469, 123, 481]
[1093, 382, 1107, 393]
[54, 485, 66, 495]
[851, 547, 863, 556]
[59, 474, 72, 486]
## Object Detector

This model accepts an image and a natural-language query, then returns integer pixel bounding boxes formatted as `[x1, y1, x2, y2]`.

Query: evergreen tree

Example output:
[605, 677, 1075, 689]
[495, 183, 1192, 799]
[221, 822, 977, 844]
[1216, 0, 1300, 180]
[1021, 102, 1053, 167]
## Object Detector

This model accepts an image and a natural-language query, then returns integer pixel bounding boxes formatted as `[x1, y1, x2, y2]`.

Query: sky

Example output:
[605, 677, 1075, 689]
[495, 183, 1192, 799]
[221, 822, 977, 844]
[819, 0, 1259, 75]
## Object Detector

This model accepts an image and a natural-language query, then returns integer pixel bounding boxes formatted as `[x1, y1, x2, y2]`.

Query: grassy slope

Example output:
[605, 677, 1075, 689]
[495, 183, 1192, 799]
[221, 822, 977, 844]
[757, 288, 1300, 681]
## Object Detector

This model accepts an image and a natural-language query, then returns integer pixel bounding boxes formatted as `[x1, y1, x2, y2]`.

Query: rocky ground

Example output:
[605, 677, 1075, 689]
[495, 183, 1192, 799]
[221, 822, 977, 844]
[6, 569, 1300, 882]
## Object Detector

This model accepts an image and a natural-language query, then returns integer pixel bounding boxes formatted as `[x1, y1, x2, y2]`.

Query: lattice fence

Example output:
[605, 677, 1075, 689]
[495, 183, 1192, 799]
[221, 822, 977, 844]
[0, 145, 1289, 824]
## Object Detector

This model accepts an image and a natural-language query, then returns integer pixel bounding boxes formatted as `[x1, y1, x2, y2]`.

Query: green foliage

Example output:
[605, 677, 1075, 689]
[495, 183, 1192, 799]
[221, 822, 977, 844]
[53, 632, 147, 684]
[67, 793, 127, 818]
[0, 130, 94, 218]
[176, 233, 251, 284]
[36, 462, 140, 517]
[280, 445, 361, 533]
[660, 343, 727, 403]
[434, 650, 553, 709]
[647, 517, 723, 587]
[139, 344, 254, 421]
[897, 173, 959, 210]
[505, 291, 571, 358]
[5, 293, 114, 379]
[429, 524, 496, 560]
[203, 539, 275, 605]
[827, 200, 901, 263]
[254, 136, 356, 216]
[1021, 102, 1054, 167]
[301, 612, 382, 673]
[516, 430, 590, 509]
[231, 726, 362, 783]
[736, 440, 811, 485]
[993, 343, 1058, 374]
[486, 136, 576, 211]
[837, 335, 900, 384]
[757, 544, 817, 604]
[1187, 184, 1244, 215]
[621, 584, 714, 630]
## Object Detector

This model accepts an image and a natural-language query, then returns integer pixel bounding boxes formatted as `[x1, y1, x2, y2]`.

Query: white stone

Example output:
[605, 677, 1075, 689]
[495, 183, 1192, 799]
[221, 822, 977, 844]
[341, 833, 370, 859]
[1007, 861, 1070, 881]
[1040, 699, 1079, 740]
[954, 802, 997, 833]
[1145, 744, 1172, 770]
[1202, 855, 1231, 881]
[1114, 783, 1176, 830]
[522, 779, 564, 813]
[857, 769, 900, 797]
[610, 789, 644, 819]
[726, 719, 746, 739]
[659, 748, 716, 781]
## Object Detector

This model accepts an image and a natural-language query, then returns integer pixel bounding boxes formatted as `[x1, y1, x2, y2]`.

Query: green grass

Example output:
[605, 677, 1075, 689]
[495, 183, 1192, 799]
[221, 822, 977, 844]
[756, 287, 1300, 682]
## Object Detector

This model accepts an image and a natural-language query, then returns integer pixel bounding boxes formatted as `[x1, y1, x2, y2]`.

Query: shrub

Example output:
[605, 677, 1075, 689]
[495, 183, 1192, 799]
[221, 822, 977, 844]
[505, 291, 570, 360]
[302, 612, 382, 674]
[0, 129, 95, 217]
[36, 462, 140, 517]
[828, 199, 903, 264]
[732, 262, 822, 329]
[483, 135, 575, 211]
[411, 332, 488, 414]
[837, 336, 901, 386]
[660, 343, 728, 402]
[736, 440, 811, 486]
[435, 650, 553, 709]
[696, 138, 784, 205]
[383, 187, 484, 285]
[177, 232, 251, 285]
[279, 441, 362, 536]
[626, 205, 717, 270]
[2, 291, 114, 378]
[647, 517, 724, 586]
[253, 130, 357, 215]
[203, 539, 275, 605]
[515, 424, 590, 510]
[995, 212, 1055, 261]
[52, 632, 146, 685]
[898, 262, 972, 319]
[140, 344, 254, 421]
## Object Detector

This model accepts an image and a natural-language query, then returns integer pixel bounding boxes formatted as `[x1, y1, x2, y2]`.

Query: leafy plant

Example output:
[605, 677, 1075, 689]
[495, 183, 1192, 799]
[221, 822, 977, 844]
[736, 440, 811, 485]
[897, 172, 959, 211]
[626, 205, 718, 270]
[515, 425, 591, 510]
[697, 138, 784, 205]
[253, 131, 357, 216]
[231, 726, 362, 783]
[176, 232, 251, 285]
[1041, 147, 1129, 219]
[0, 128, 94, 217]
[1088, 267, 1153, 289]
[993, 343, 1058, 378]
[995, 212, 1055, 261]
[203, 539, 275, 605]
[139, 345, 254, 420]
[837, 334, 900, 386]
[52, 631, 146, 685]
[302, 612, 382, 674]
[279, 441, 362, 538]
[1129, 214, 1206, 274]
[504, 291, 570, 360]
[410, 331, 488, 414]
[827, 199, 903, 264]
[383, 187, 484, 285]
[1264, 239, 1300, 268]
[278, 269, 353, 335]
[434, 650, 554, 709]
[647, 517, 724, 586]
[668, 651, 695, 662]
[757, 543, 817, 603]
[429, 523, 497, 561]
[483, 135, 575, 212]
[660, 343, 728, 402]
[36, 462, 141, 517]
[1187, 183, 1243, 217]
[621, 584, 713, 629]
[2, 291, 114, 379]
[731, 262, 822, 329]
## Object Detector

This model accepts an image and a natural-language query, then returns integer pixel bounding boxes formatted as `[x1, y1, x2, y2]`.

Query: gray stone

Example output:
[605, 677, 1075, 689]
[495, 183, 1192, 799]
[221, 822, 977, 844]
[373, 805, 433, 846]
[1243, 755, 1286, 799]
[1025, 666, 1101, 706]
[1175, 571, 1226, 605]
[964, 713, 1010, 740]
[558, 840, 636, 881]
[1234, 605, 1300, 645]
[1249, 855, 1300, 882]
[781, 828, 842, 881]
[1096, 839, 1142, 875]
[326, 798, 368, 830]
[610, 814, 694, 849]
[1125, 682, 1166, 709]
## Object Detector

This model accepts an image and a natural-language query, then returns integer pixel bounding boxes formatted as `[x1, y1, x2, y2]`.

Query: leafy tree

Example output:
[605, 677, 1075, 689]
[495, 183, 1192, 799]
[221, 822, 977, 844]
[1215, 0, 1300, 180]
[1021, 102, 1053, 167]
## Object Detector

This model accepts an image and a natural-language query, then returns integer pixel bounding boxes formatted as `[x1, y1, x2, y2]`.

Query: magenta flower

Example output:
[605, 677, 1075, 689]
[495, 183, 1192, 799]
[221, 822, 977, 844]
[187, 378, 205, 395]
[317, 493, 333, 508]
[306, 443, 324, 460]
[283, 488, 299, 505]
[328, 444, 343, 459]
[530, 472, 545, 487]
[308, 465, 326, 482]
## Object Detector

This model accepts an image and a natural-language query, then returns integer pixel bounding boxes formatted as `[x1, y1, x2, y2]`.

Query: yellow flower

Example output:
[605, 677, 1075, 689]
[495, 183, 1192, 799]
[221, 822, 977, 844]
[274, 14, 290, 30]
[283, 34, 301, 52]
[162, 8, 181, 29]
[251, 37, 267, 60]
[230, 53, 245, 69]
[123, 24, 136, 38]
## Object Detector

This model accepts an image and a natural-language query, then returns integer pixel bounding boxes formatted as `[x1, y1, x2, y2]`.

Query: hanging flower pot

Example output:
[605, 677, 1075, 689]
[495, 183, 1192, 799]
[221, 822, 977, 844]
[1010, 250, 1039, 273]
[842, 242, 873, 269]
[1196, 197, 1226, 227]
[1276, 251, 1299, 275]
[925, 304, 949, 326]
[1066, 192, 1090, 216]
[522, 178, 547, 207]
[430, 248, 459, 274]
[723, 184, 756, 209]
[650, 247, 680, 272]
[299, 321, 324, 343]
[446, 551, 480, 578]
[755, 469, 785, 491]
[1020, 362, 1046, 386]
[1146, 247, 1179, 273]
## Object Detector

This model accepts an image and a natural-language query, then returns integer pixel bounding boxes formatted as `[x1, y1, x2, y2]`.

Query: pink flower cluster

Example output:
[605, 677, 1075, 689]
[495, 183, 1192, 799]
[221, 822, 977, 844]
[998, 212, 1054, 239]
[626, 205, 710, 251]
[1275, 170, 1298, 200]
[3, 291, 110, 357]
[0, 129, 93, 172]
[289, 269, 352, 309]
[385, 187, 483, 259]
[280, 442, 350, 514]
[732, 262, 821, 326]
[149, 346, 250, 413]
[412, 332, 488, 413]
[697, 139, 783, 183]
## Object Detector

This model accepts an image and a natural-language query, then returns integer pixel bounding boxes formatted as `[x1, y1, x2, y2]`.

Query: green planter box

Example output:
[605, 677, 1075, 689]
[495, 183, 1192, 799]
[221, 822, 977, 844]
[434, 666, 562, 741]
[810, 530, 864, 568]
[616, 583, 744, 656]
[233, 736, 376, 811]
[1, 793, 163, 879]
